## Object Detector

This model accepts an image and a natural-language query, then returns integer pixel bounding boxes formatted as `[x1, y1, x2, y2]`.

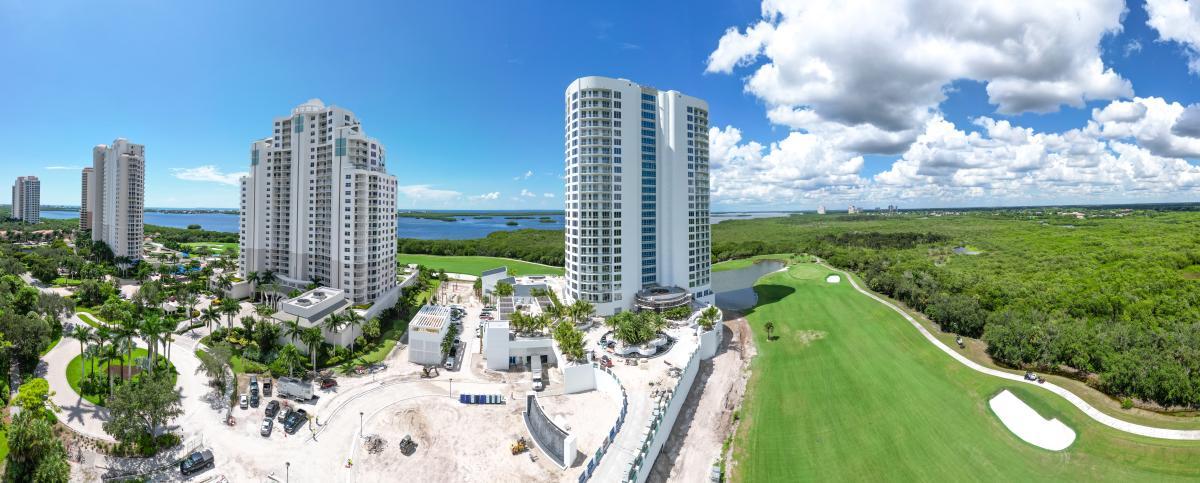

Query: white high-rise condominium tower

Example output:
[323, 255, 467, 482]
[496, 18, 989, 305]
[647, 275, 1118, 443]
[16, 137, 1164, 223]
[80, 167, 95, 230]
[11, 176, 40, 223]
[91, 140, 144, 260]
[563, 76, 713, 315]
[239, 99, 399, 305]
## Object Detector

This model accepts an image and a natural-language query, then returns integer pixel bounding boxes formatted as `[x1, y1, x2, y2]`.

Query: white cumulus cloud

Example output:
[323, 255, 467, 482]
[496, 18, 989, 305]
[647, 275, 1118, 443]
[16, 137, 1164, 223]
[707, 0, 1131, 135]
[519, 189, 536, 198]
[171, 165, 247, 186]
[1146, 0, 1200, 74]
[44, 166, 82, 171]
[469, 191, 501, 201]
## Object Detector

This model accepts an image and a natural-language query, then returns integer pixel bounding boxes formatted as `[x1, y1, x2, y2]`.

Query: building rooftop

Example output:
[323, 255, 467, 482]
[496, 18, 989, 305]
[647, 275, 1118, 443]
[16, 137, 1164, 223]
[410, 305, 451, 332]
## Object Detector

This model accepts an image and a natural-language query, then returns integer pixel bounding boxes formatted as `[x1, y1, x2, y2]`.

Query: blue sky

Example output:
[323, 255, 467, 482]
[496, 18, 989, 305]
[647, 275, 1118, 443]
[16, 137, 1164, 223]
[3, 1, 1200, 210]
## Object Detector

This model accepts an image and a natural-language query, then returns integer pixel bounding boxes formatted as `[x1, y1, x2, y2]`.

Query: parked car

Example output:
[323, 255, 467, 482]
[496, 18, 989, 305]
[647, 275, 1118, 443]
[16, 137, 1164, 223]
[320, 378, 338, 390]
[277, 407, 290, 423]
[263, 379, 273, 396]
[444, 356, 456, 370]
[179, 449, 214, 475]
[284, 408, 308, 434]
[260, 418, 273, 437]
[265, 400, 280, 418]
[239, 394, 249, 409]
[250, 392, 260, 408]
[1024, 371, 1038, 381]
[249, 375, 258, 391]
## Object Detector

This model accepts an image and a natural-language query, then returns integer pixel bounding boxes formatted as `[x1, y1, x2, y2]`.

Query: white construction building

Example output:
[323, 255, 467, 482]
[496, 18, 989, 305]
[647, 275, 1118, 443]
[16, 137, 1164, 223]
[91, 140, 145, 260]
[80, 167, 94, 230]
[238, 99, 400, 306]
[10, 176, 40, 223]
[407, 305, 452, 365]
[563, 76, 713, 315]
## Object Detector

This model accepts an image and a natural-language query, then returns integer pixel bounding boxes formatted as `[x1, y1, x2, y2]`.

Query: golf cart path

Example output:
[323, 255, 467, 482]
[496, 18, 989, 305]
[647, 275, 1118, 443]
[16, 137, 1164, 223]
[820, 262, 1200, 441]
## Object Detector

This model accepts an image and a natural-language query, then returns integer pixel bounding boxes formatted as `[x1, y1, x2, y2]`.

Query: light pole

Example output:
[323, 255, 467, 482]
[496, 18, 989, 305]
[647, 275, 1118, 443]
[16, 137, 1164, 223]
[359, 411, 364, 439]
[286, 462, 290, 483]
[449, 378, 453, 398]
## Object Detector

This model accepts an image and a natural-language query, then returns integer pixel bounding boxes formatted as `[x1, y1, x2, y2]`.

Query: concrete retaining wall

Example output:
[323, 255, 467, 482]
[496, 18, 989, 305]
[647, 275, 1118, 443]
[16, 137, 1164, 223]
[526, 393, 576, 468]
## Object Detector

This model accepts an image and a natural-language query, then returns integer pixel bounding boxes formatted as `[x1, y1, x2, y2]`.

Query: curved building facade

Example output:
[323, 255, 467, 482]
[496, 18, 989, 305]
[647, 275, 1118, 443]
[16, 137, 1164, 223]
[564, 76, 712, 315]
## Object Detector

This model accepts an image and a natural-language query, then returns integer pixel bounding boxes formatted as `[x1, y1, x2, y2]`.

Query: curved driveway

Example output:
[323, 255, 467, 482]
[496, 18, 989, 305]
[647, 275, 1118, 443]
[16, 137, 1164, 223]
[820, 262, 1200, 440]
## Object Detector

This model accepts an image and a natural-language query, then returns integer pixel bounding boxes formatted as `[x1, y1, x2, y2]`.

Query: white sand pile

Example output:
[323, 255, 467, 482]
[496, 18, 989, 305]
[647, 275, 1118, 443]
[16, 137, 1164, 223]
[989, 390, 1075, 451]
[825, 274, 841, 283]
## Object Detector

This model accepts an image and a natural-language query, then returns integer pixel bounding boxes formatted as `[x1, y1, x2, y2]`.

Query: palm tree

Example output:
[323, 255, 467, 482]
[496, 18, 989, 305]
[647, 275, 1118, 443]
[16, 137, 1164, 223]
[321, 313, 345, 338]
[219, 297, 240, 327]
[102, 342, 123, 395]
[764, 321, 776, 341]
[139, 315, 165, 373]
[116, 318, 139, 380]
[200, 307, 221, 332]
[698, 306, 720, 331]
[570, 300, 595, 325]
[300, 327, 324, 371]
[70, 325, 93, 385]
[215, 275, 233, 298]
[282, 317, 304, 345]
[276, 344, 303, 378]
[245, 271, 260, 302]
[181, 290, 199, 320]
[340, 310, 365, 354]
[92, 326, 113, 378]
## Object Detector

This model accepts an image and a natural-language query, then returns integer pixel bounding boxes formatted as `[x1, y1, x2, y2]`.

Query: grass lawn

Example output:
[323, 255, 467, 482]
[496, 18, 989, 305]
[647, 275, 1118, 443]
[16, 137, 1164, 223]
[65, 348, 175, 406]
[181, 242, 239, 256]
[77, 312, 104, 329]
[711, 253, 796, 273]
[397, 254, 563, 276]
[733, 261, 1200, 482]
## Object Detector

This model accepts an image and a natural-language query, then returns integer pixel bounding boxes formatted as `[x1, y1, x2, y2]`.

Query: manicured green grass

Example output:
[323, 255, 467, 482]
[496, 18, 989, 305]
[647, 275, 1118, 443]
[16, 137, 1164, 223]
[65, 348, 175, 406]
[733, 262, 1200, 482]
[712, 253, 795, 272]
[397, 254, 563, 276]
[51, 277, 81, 287]
[181, 242, 239, 255]
[77, 312, 104, 329]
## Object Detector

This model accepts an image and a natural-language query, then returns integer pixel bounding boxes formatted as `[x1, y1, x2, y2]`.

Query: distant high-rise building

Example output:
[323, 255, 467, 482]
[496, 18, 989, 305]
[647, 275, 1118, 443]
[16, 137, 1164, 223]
[11, 176, 40, 223]
[80, 167, 94, 230]
[239, 99, 399, 305]
[563, 76, 713, 315]
[91, 140, 145, 260]
[817, 205, 826, 215]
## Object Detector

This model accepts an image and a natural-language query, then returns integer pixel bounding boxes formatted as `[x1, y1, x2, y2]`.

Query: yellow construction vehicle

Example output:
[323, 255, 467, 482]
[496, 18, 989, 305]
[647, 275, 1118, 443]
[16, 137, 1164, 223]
[511, 437, 528, 455]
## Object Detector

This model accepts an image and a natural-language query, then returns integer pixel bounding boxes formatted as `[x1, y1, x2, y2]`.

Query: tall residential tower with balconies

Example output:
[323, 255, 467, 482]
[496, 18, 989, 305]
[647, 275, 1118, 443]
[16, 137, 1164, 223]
[91, 140, 144, 260]
[11, 176, 40, 223]
[80, 167, 94, 230]
[238, 99, 399, 305]
[563, 76, 713, 315]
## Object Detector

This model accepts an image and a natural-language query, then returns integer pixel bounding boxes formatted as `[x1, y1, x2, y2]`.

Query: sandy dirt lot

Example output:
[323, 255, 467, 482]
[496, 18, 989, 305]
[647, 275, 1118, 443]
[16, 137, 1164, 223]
[355, 397, 558, 482]
[647, 312, 756, 483]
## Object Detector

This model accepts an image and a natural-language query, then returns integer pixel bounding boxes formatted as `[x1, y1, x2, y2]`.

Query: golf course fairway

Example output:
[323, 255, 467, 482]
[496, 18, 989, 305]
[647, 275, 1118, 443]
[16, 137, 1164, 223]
[732, 262, 1200, 482]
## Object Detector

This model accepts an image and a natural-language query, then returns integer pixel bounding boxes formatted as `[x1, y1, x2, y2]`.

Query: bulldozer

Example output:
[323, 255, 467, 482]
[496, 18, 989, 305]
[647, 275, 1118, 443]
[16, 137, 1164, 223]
[399, 434, 417, 456]
[511, 437, 528, 455]
[421, 365, 439, 378]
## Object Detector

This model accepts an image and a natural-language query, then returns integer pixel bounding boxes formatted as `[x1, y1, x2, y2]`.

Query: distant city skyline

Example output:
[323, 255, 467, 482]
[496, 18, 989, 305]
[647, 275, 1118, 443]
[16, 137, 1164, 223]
[3, 1, 1200, 211]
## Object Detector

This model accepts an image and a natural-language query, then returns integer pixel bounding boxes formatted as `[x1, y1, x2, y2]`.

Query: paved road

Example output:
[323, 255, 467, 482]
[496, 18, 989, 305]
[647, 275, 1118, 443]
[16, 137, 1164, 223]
[44, 329, 114, 442]
[822, 261, 1200, 441]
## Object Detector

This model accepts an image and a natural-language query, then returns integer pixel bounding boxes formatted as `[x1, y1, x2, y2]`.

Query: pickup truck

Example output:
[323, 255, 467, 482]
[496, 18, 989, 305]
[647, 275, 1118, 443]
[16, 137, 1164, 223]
[179, 450, 214, 475]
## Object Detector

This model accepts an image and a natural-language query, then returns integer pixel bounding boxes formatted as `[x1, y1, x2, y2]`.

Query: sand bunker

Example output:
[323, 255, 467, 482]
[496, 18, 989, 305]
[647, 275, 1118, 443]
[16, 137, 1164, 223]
[825, 274, 841, 283]
[989, 390, 1076, 451]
